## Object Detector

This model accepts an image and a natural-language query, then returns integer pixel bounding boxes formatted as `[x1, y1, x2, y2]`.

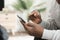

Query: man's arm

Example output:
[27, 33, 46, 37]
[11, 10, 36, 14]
[21, 21, 60, 40]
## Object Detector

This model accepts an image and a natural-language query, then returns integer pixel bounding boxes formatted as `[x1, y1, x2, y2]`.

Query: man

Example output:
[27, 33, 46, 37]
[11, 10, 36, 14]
[20, 0, 60, 40]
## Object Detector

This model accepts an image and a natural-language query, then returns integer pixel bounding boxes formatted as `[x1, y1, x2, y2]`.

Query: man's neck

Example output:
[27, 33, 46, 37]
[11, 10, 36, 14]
[56, 0, 60, 4]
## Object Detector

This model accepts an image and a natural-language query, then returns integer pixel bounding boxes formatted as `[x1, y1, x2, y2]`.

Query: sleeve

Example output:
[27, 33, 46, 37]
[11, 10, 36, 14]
[40, 0, 60, 30]
[39, 0, 59, 30]
[42, 29, 60, 40]
[40, 19, 58, 30]
[40, 0, 60, 40]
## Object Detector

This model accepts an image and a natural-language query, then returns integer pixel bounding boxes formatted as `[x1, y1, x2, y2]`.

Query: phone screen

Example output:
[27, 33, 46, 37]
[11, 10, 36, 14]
[17, 15, 26, 23]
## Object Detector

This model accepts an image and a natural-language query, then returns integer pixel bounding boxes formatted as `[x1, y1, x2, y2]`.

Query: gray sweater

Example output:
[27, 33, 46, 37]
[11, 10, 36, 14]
[40, 0, 60, 40]
[41, 0, 60, 30]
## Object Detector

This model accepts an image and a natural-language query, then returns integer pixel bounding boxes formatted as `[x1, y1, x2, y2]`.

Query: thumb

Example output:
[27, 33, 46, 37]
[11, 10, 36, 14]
[27, 22, 36, 27]
[20, 21, 32, 30]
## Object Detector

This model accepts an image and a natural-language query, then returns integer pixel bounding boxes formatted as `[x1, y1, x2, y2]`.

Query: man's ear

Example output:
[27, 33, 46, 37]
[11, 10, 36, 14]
[56, 0, 60, 4]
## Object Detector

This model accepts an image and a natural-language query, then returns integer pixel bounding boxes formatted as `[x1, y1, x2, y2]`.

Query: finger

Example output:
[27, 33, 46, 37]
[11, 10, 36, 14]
[20, 21, 32, 31]
[29, 10, 39, 16]
[29, 10, 39, 19]
[31, 10, 40, 19]
[27, 22, 36, 27]
[32, 10, 39, 16]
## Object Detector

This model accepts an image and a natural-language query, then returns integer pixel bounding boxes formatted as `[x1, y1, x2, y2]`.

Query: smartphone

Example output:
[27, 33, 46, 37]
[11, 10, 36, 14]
[17, 15, 26, 23]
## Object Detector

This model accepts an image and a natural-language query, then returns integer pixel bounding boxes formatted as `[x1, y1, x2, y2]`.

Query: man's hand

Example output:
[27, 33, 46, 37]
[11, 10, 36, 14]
[21, 21, 44, 37]
[56, 0, 60, 4]
[28, 10, 42, 24]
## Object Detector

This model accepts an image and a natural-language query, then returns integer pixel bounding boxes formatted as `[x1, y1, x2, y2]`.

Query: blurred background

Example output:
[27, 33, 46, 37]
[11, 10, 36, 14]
[0, 0, 51, 40]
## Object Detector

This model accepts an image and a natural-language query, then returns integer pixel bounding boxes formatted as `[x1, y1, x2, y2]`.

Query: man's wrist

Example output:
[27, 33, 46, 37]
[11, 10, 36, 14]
[40, 27, 44, 38]
[42, 29, 56, 39]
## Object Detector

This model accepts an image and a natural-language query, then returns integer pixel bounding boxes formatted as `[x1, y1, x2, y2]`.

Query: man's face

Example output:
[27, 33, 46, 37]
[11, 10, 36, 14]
[56, 0, 60, 4]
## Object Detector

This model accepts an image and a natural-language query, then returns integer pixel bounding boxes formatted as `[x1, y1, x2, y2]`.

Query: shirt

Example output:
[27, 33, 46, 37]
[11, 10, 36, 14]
[40, 0, 60, 40]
